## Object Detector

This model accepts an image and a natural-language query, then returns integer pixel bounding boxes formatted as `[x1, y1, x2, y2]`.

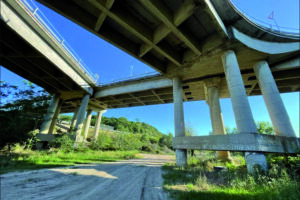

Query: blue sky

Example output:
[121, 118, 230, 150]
[1, 0, 299, 136]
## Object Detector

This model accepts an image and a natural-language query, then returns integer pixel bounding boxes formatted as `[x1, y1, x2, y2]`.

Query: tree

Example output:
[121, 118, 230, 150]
[226, 121, 274, 135]
[256, 121, 274, 135]
[0, 81, 50, 150]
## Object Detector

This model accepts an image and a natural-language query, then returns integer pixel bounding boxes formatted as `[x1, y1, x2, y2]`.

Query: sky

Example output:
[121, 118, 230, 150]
[1, 0, 299, 136]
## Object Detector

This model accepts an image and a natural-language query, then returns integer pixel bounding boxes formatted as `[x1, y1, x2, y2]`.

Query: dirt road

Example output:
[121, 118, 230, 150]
[1, 154, 174, 200]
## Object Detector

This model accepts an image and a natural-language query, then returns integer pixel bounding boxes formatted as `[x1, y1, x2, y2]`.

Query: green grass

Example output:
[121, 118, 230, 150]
[162, 151, 300, 200]
[0, 149, 139, 174]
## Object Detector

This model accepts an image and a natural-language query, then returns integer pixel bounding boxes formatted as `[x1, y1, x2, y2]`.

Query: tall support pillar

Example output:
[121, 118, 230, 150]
[39, 93, 60, 133]
[254, 61, 296, 137]
[93, 110, 105, 142]
[173, 77, 187, 167]
[204, 77, 231, 161]
[83, 109, 93, 142]
[49, 99, 63, 134]
[222, 50, 267, 173]
[69, 105, 80, 132]
[73, 94, 90, 143]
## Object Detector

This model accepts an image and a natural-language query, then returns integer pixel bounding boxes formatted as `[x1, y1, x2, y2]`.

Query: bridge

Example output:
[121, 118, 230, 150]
[1, 0, 299, 173]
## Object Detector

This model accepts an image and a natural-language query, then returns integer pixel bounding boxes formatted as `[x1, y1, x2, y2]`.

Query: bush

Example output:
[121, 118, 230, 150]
[49, 134, 75, 152]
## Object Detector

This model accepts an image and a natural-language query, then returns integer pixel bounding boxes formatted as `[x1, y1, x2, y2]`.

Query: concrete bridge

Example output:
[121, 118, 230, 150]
[1, 0, 299, 172]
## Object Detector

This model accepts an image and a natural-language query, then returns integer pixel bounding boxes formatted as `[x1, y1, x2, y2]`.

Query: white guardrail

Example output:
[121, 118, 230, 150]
[19, 0, 98, 82]
[230, 0, 300, 39]
[18, 0, 162, 87]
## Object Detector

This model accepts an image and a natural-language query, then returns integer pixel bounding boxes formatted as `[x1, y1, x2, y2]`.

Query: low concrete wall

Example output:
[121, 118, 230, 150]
[173, 133, 300, 153]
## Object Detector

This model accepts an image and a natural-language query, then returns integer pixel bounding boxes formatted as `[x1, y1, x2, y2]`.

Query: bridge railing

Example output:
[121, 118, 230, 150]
[230, 0, 300, 39]
[18, 0, 98, 83]
[97, 71, 161, 87]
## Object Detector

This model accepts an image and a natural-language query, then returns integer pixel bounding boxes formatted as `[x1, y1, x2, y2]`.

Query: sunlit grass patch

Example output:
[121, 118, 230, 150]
[0, 149, 139, 174]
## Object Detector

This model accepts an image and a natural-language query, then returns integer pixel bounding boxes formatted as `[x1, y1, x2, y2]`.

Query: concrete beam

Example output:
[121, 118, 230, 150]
[231, 27, 300, 54]
[272, 57, 300, 71]
[88, 0, 182, 67]
[140, 0, 201, 56]
[203, 0, 228, 38]
[173, 134, 300, 153]
[95, 77, 172, 98]
[94, 0, 114, 32]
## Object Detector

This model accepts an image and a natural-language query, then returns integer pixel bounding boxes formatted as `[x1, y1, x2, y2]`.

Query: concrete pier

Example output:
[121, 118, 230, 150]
[69, 105, 80, 132]
[173, 77, 187, 167]
[83, 109, 93, 141]
[93, 110, 105, 141]
[204, 77, 231, 161]
[40, 93, 60, 133]
[49, 99, 63, 134]
[254, 61, 296, 137]
[222, 50, 267, 173]
[73, 94, 90, 143]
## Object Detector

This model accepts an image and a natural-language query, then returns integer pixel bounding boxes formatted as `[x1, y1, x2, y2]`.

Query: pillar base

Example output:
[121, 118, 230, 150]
[245, 152, 268, 174]
[176, 149, 187, 167]
[216, 151, 232, 162]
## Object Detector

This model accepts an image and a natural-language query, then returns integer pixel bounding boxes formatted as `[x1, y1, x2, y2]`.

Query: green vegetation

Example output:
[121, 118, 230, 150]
[0, 81, 50, 150]
[162, 151, 300, 200]
[0, 146, 139, 174]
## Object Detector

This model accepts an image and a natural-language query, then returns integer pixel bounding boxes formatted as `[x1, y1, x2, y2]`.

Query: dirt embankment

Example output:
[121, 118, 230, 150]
[1, 154, 174, 200]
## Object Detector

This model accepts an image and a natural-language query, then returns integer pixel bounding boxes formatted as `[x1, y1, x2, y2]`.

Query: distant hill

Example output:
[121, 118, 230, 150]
[91, 116, 164, 137]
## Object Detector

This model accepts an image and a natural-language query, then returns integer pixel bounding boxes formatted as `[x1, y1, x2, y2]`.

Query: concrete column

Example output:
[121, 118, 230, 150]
[83, 109, 93, 141]
[93, 110, 105, 142]
[173, 77, 187, 167]
[40, 93, 60, 133]
[69, 105, 80, 132]
[204, 77, 231, 161]
[254, 61, 296, 137]
[221, 50, 267, 173]
[73, 94, 90, 143]
[48, 99, 63, 134]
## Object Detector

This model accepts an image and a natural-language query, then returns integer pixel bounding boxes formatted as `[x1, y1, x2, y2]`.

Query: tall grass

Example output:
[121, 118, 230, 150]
[162, 151, 300, 200]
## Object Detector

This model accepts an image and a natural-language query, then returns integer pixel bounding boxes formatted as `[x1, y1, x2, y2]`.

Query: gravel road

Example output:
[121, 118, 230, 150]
[1, 154, 174, 200]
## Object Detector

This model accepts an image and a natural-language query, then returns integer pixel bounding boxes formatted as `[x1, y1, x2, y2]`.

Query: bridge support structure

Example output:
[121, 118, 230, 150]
[83, 109, 93, 142]
[69, 105, 80, 132]
[254, 61, 296, 137]
[93, 110, 106, 142]
[222, 50, 267, 173]
[173, 77, 187, 167]
[39, 93, 61, 134]
[49, 99, 63, 134]
[204, 77, 231, 162]
[73, 94, 90, 144]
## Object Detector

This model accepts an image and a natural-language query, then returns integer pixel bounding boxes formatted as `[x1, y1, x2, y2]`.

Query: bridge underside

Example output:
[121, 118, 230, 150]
[35, 0, 299, 112]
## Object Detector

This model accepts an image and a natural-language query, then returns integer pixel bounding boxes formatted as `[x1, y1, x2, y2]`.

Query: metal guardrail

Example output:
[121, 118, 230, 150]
[97, 71, 161, 87]
[18, 0, 98, 82]
[230, 0, 300, 39]
[15, 0, 162, 87]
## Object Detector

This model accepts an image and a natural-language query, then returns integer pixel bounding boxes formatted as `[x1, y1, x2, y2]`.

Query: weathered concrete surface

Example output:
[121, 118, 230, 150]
[73, 94, 90, 142]
[173, 77, 187, 167]
[204, 77, 231, 161]
[39, 93, 60, 134]
[173, 134, 300, 153]
[95, 77, 173, 98]
[1, 154, 173, 200]
[231, 27, 300, 54]
[93, 110, 105, 141]
[254, 61, 296, 137]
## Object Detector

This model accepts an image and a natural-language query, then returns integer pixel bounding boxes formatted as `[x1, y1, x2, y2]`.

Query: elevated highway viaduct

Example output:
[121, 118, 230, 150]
[1, 0, 300, 172]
